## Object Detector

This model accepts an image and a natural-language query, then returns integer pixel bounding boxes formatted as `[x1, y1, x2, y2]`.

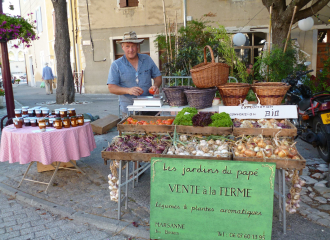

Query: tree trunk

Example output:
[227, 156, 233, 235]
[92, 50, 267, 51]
[52, 0, 75, 104]
[272, 19, 291, 49]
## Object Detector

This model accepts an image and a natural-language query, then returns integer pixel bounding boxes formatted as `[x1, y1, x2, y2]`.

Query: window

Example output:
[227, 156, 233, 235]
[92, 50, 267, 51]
[119, 0, 139, 8]
[18, 51, 24, 61]
[36, 6, 43, 33]
[113, 38, 150, 60]
[9, 52, 15, 61]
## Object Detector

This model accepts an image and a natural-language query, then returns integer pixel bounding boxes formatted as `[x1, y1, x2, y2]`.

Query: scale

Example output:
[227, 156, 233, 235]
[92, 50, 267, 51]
[133, 95, 163, 107]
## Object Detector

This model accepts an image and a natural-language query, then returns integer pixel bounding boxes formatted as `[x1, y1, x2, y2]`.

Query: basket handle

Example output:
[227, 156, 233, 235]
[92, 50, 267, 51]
[203, 45, 215, 64]
[228, 76, 238, 83]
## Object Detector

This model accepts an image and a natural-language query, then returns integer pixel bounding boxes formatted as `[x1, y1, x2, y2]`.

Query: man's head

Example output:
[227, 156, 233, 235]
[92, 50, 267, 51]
[45, 62, 49, 66]
[118, 31, 144, 60]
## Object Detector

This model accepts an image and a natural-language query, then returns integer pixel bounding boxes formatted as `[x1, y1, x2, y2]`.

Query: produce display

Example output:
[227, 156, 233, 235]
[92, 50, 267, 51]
[173, 107, 233, 127]
[233, 134, 300, 160]
[285, 169, 306, 214]
[106, 134, 171, 154]
[233, 118, 292, 129]
[122, 117, 174, 125]
[166, 134, 231, 158]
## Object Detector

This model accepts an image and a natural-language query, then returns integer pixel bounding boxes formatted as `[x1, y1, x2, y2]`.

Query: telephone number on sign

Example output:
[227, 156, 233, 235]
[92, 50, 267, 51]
[217, 232, 265, 239]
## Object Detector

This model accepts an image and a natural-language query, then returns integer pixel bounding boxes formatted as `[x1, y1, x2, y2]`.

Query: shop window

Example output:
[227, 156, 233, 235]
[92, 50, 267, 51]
[119, 0, 139, 8]
[113, 38, 150, 60]
[9, 52, 15, 61]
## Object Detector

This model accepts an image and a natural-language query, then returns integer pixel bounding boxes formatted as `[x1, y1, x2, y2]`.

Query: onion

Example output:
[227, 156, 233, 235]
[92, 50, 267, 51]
[265, 150, 272, 157]
[292, 155, 300, 160]
[278, 150, 287, 158]
[258, 141, 266, 148]
[254, 147, 260, 152]
[245, 149, 257, 157]
[256, 152, 263, 158]
[289, 147, 298, 156]
[274, 148, 280, 155]
[237, 144, 244, 151]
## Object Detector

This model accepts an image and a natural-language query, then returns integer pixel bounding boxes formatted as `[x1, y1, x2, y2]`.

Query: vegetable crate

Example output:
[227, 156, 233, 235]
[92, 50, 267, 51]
[118, 115, 232, 136]
[233, 120, 297, 137]
[101, 148, 165, 162]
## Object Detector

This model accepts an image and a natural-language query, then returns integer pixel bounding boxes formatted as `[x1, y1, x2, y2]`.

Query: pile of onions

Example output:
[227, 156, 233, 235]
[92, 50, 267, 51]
[167, 135, 230, 158]
[106, 134, 171, 154]
[233, 134, 300, 159]
[285, 169, 306, 213]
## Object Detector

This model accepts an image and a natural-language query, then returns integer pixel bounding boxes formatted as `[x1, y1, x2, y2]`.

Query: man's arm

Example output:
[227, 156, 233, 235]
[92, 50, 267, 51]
[108, 84, 143, 96]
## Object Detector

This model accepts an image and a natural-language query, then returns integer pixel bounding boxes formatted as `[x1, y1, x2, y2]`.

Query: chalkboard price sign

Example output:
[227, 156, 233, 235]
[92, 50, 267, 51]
[150, 158, 275, 240]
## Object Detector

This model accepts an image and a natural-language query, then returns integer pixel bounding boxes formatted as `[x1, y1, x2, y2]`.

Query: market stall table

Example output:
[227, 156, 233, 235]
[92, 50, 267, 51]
[0, 123, 96, 193]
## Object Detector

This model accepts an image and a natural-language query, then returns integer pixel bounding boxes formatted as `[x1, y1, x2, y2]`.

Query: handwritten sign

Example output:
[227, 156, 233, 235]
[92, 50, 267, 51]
[150, 158, 275, 240]
[218, 105, 298, 119]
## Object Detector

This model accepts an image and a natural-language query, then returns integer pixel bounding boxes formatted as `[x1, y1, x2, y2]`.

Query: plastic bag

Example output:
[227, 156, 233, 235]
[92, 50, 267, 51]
[40, 81, 45, 88]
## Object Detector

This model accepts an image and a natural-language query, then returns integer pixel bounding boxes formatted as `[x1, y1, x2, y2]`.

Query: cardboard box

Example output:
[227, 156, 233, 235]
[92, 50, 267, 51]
[91, 114, 121, 134]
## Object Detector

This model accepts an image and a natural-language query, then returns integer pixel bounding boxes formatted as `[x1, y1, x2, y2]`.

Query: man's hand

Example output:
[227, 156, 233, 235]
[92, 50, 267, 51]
[149, 85, 159, 95]
[127, 87, 144, 96]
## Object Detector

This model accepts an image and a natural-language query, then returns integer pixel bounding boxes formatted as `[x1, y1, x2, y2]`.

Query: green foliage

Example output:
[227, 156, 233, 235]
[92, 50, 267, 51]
[173, 107, 198, 126]
[303, 56, 330, 93]
[0, 88, 5, 96]
[209, 112, 233, 127]
[254, 43, 300, 82]
[154, 14, 219, 76]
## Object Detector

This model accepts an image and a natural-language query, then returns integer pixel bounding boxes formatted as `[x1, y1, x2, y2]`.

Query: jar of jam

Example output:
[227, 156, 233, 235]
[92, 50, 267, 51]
[28, 109, 35, 117]
[38, 118, 47, 130]
[30, 118, 37, 127]
[22, 107, 29, 115]
[42, 109, 49, 117]
[24, 118, 31, 126]
[60, 108, 68, 118]
[35, 109, 42, 117]
[70, 116, 78, 127]
[55, 109, 61, 118]
[77, 115, 84, 126]
[54, 118, 63, 129]
[68, 108, 76, 117]
[49, 118, 54, 127]
[14, 118, 23, 128]
[63, 117, 70, 128]
[15, 109, 22, 117]
[45, 117, 49, 126]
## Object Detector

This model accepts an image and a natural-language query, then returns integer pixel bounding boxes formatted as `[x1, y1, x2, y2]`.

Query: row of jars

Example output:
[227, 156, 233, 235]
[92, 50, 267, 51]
[15, 106, 76, 118]
[13, 115, 85, 130]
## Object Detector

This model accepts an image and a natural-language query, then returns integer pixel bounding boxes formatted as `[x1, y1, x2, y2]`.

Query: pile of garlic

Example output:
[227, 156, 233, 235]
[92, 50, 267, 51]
[237, 119, 289, 129]
[167, 135, 230, 158]
[233, 135, 300, 160]
[285, 169, 306, 214]
[108, 160, 120, 202]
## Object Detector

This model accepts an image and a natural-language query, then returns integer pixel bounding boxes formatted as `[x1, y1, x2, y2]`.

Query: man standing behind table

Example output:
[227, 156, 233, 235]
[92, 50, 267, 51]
[107, 31, 162, 117]
[42, 62, 54, 95]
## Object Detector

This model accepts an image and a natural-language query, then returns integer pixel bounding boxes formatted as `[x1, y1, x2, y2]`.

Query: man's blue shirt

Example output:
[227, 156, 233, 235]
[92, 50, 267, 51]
[107, 54, 161, 113]
[42, 66, 54, 80]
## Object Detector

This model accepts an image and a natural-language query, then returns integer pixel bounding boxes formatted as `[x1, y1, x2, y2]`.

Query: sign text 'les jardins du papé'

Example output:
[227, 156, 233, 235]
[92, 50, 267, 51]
[150, 158, 276, 240]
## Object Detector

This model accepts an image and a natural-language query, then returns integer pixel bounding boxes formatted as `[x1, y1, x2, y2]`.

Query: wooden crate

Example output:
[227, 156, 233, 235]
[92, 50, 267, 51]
[232, 150, 306, 170]
[233, 120, 297, 137]
[37, 161, 76, 173]
[91, 114, 121, 134]
[117, 115, 232, 135]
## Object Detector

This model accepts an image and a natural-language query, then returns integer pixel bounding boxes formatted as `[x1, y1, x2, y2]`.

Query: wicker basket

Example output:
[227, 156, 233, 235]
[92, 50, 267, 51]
[217, 83, 251, 106]
[163, 86, 195, 106]
[184, 87, 217, 109]
[252, 82, 290, 105]
[190, 45, 230, 88]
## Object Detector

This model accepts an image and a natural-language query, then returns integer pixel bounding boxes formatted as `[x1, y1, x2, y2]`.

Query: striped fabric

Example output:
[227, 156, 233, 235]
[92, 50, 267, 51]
[0, 123, 96, 165]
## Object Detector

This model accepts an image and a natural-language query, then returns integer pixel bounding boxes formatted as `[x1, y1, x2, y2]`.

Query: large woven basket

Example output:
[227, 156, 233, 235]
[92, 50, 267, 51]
[217, 83, 251, 106]
[190, 45, 230, 88]
[163, 86, 195, 106]
[252, 82, 290, 105]
[184, 87, 217, 109]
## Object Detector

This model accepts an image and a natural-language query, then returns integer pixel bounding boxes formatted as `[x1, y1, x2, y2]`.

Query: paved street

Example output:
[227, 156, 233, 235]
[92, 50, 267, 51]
[0, 83, 330, 239]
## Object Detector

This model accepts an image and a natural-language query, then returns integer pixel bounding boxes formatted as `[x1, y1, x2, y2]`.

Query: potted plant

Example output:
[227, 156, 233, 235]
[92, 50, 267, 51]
[0, 13, 38, 47]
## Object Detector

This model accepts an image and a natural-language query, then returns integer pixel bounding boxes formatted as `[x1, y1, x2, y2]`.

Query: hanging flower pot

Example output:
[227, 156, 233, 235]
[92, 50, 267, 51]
[0, 13, 38, 47]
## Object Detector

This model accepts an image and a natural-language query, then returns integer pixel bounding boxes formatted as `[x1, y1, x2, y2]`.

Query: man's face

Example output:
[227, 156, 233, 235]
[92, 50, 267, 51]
[121, 42, 138, 60]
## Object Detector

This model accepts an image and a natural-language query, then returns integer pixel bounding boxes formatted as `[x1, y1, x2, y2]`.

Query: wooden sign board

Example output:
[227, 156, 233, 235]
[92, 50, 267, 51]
[219, 105, 298, 119]
[150, 158, 275, 240]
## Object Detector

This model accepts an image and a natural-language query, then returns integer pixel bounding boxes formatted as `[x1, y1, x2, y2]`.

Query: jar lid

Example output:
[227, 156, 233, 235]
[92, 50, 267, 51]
[68, 108, 75, 110]
[55, 117, 61, 120]
[71, 116, 77, 118]
[63, 117, 69, 119]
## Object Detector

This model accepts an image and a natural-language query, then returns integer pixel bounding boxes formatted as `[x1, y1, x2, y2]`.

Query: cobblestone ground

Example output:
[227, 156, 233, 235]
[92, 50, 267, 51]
[0, 191, 129, 240]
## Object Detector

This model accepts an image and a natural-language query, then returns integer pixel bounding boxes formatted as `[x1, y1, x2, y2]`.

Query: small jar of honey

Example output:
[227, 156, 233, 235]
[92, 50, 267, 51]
[63, 117, 70, 128]
[38, 118, 47, 130]
[77, 115, 84, 126]
[54, 118, 63, 129]
[68, 108, 76, 117]
[70, 116, 78, 127]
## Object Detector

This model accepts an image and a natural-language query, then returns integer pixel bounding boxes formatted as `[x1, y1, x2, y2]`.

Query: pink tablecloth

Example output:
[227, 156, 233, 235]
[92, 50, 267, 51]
[0, 123, 96, 165]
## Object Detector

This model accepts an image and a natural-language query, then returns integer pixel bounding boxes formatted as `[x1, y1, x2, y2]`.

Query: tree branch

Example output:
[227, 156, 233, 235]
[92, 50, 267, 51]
[295, 0, 330, 21]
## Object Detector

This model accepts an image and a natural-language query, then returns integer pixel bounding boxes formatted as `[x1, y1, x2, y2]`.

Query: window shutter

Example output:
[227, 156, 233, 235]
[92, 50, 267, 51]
[119, 0, 128, 8]
[36, 10, 39, 33]
[128, 0, 139, 7]
[39, 7, 43, 33]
